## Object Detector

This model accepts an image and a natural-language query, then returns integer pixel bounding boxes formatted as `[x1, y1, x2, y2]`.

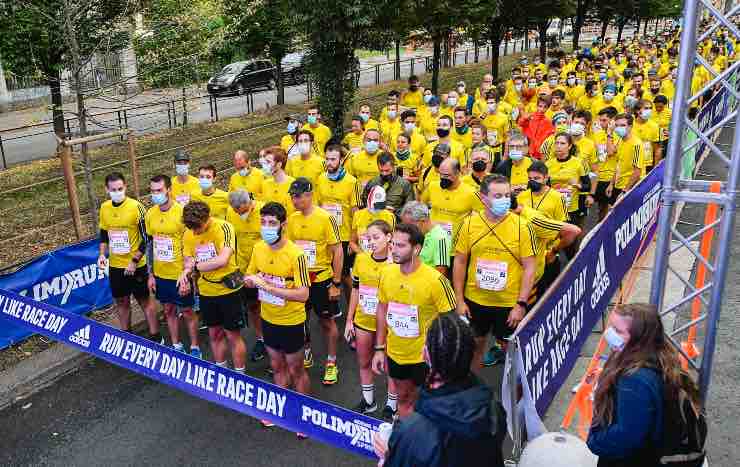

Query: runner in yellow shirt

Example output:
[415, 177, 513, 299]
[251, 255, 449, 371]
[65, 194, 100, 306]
[350, 185, 396, 254]
[179, 200, 247, 371]
[345, 128, 383, 187]
[341, 116, 366, 155]
[280, 116, 301, 159]
[193, 165, 229, 219]
[146, 174, 200, 357]
[344, 219, 394, 415]
[421, 158, 478, 243]
[244, 202, 311, 430]
[225, 189, 267, 362]
[302, 105, 332, 157]
[228, 150, 264, 197]
[171, 150, 200, 206]
[451, 107, 473, 152]
[633, 99, 663, 172]
[592, 106, 621, 220]
[453, 174, 537, 369]
[285, 130, 325, 186]
[516, 160, 568, 222]
[372, 223, 456, 418]
[545, 133, 594, 232]
[98, 172, 158, 336]
[286, 177, 344, 384]
[260, 146, 295, 215]
[613, 113, 645, 197]
[400, 75, 424, 108]
[421, 115, 466, 168]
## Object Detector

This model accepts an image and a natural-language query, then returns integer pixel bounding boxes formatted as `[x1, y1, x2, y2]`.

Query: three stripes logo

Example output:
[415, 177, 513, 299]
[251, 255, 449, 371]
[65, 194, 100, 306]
[69, 325, 91, 348]
[590, 245, 611, 309]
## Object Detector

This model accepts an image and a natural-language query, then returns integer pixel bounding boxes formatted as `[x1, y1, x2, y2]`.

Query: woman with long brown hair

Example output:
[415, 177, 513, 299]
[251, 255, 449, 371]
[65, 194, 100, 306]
[587, 303, 703, 466]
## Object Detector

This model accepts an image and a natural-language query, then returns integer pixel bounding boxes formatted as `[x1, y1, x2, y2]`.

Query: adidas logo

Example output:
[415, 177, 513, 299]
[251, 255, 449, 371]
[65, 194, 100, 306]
[590, 245, 611, 309]
[69, 325, 91, 348]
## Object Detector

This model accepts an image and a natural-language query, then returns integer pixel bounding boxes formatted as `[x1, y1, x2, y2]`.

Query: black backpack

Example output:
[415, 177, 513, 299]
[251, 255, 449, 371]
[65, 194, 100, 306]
[659, 378, 707, 467]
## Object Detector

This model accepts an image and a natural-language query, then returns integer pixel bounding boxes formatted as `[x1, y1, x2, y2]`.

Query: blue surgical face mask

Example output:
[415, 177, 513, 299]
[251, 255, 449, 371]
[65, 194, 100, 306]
[260, 226, 280, 245]
[614, 126, 628, 138]
[641, 109, 652, 120]
[151, 192, 167, 206]
[365, 140, 379, 154]
[199, 178, 213, 190]
[387, 110, 397, 120]
[604, 326, 625, 351]
[239, 168, 249, 177]
[307, 115, 318, 125]
[509, 149, 524, 161]
[489, 196, 511, 217]
[423, 95, 432, 104]
[360, 113, 370, 122]
[261, 163, 273, 177]
[175, 164, 189, 176]
[327, 166, 346, 181]
[287, 122, 298, 134]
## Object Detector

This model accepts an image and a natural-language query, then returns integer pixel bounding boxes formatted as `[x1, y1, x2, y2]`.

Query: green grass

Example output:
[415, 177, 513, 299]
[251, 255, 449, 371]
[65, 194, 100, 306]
[0, 49, 537, 269]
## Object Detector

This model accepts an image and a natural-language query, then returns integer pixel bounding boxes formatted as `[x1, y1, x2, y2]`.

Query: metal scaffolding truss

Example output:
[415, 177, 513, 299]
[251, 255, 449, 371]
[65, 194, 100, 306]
[650, 0, 740, 403]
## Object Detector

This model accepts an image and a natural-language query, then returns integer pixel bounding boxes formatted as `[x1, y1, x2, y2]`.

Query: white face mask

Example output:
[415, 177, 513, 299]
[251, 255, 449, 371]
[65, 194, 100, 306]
[604, 326, 626, 351]
[109, 189, 125, 203]
[298, 142, 311, 155]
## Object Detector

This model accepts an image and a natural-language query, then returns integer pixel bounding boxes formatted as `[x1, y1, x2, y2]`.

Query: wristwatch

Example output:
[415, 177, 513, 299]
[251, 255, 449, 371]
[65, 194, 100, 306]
[516, 300, 528, 308]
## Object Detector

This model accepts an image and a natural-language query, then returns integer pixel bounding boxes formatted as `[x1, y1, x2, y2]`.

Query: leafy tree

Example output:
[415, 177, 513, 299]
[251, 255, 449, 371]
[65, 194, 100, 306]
[134, 0, 225, 88]
[222, 0, 297, 105]
[571, 0, 593, 50]
[527, 0, 575, 62]
[0, 0, 133, 137]
[594, 0, 634, 42]
[473, 0, 523, 79]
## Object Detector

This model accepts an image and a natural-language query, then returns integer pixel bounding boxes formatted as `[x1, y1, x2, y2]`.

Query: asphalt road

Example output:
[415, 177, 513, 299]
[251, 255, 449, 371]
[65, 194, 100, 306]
[0, 306, 505, 467]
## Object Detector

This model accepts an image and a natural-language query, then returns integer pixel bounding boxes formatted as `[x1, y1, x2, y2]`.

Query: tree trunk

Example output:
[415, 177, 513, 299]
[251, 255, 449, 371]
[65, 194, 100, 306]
[618, 21, 626, 42]
[643, 18, 648, 35]
[600, 19, 609, 42]
[276, 55, 285, 105]
[490, 27, 503, 79]
[538, 22, 548, 63]
[573, 0, 590, 50]
[48, 69, 66, 138]
[395, 39, 401, 80]
[431, 35, 442, 95]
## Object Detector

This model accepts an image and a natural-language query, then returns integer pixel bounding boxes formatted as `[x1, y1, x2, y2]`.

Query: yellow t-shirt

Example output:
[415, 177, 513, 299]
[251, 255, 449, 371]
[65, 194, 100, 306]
[261, 175, 295, 215]
[592, 130, 621, 182]
[450, 127, 474, 152]
[182, 218, 240, 297]
[315, 172, 361, 242]
[285, 155, 325, 187]
[574, 136, 598, 169]
[280, 135, 303, 160]
[172, 175, 200, 206]
[400, 89, 425, 108]
[345, 150, 381, 187]
[285, 207, 341, 282]
[99, 197, 147, 269]
[341, 131, 365, 154]
[454, 211, 537, 307]
[352, 208, 396, 252]
[145, 202, 185, 280]
[615, 135, 645, 190]
[380, 118, 402, 152]
[378, 263, 456, 364]
[224, 201, 264, 273]
[481, 113, 510, 147]
[633, 119, 661, 166]
[545, 156, 587, 213]
[228, 169, 264, 198]
[394, 150, 421, 179]
[301, 123, 332, 157]
[351, 252, 392, 332]
[421, 182, 478, 241]
[193, 189, 229, 220]
[510, 158, 534, 190]
[516, 187, 568, 222]
[518, 205, 565, 283]
[246, 240, 310, 326]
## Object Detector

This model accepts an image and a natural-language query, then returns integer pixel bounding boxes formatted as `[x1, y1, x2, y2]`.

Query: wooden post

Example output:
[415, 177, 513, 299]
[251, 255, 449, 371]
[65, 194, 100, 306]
[127, 134, 140, 199]
[59, 144, 83, 239]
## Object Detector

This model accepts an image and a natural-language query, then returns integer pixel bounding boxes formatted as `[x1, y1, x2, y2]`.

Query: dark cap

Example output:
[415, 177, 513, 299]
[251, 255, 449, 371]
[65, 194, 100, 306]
[433, 143, 452, 156]
[174, 149, 190, 162]
[288, 177, 313, 195]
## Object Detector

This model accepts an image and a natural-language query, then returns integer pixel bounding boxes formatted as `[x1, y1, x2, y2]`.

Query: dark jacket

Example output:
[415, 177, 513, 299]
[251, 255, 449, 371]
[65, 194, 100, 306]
[385, 375, 505, 467]
[366, 174, 415, 212]
[587, 367, 664, 467]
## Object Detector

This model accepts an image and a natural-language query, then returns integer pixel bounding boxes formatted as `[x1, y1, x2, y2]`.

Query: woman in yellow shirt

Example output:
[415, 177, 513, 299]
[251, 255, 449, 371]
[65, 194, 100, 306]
[344, 219, 394, 414]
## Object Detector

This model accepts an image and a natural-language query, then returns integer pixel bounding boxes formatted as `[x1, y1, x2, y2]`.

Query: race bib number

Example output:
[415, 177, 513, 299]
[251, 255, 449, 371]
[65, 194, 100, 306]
[258, 273, 285, 307]
[360, 234, 372, 252]
[195, 243, 217, 262]
[489, 130, 498, 146]
[597, 144, 607, 162]
[350, 146, 362, 154]
[439, 222, 453, 239]
[109, 230, 131, 255]
[153, 235, 175, 262]
[358, 285, 379, 316]
[557, 187, 573, 206]
[295, 240, 317, 268]
[643, 142, 653, 161]
[386, 302, 420, 338]
[475, 259, 508, 291]
[175, 194, 190, 205]
[322, 204, 343, 227]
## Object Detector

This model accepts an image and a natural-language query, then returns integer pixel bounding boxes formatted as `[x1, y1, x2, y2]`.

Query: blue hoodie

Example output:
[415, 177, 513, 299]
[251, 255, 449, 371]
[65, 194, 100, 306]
[385, 375, 505, 467]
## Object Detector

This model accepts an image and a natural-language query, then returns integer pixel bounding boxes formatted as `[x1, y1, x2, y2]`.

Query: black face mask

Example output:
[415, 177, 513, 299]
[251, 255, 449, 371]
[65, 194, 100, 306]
[440, 178, 453, 190]
[528, 179, 544, 192]
[436, 128, 450, 138]
[432, 154, 445, 168]
[472, 160, 487, 172]
[380, 174, 393, 184]
[409, 85, 418, 91]
[510, 193, 518, 210]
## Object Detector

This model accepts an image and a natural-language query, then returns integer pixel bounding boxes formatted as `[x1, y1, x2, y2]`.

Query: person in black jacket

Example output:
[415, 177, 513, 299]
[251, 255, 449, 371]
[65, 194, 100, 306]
[373, 313, 506, 467]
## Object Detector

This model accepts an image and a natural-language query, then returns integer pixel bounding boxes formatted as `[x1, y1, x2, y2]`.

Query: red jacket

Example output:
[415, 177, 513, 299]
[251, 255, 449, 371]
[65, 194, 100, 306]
[517, 112, 554, 159]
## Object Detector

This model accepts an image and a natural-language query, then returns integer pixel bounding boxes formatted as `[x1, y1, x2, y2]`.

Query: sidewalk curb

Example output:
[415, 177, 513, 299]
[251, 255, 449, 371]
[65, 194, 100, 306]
[0, 307, 148, 411]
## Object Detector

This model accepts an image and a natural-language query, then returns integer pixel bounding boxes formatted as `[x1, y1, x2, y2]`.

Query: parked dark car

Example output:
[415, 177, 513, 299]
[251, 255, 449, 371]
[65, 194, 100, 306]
[281, 52, 306, 86]
[207, 59, 275, 96]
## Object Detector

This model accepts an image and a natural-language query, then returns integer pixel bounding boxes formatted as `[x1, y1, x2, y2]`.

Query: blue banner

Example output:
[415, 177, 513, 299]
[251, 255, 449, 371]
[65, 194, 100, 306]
[512, 162, 664, 416]
[0, 287, 382, 458]
[0, 238, 112, 349]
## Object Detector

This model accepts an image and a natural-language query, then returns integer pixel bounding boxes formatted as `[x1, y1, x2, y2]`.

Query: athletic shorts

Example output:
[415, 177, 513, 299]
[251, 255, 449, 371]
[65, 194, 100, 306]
[262, 320, 305, 354]
[199, 290, 246, 331]
[466, 299, 513, 340]
[307, 278, 341, 319]
[342, 241, 355, 277]
[109, 266, 149, 300]
[240, 286, 258, 304]
[387, 356, 428, 386]
[594, 181, 623, 206]
[155, 277, 194, 308]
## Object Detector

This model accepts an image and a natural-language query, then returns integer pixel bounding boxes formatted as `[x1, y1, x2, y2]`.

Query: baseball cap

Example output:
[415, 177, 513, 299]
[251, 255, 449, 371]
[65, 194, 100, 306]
[288, 177, 313, 195]
[427, 96, 440, 106]
[174, 149, 190, 162]
[367, 184, 386, 210]
[552, 111, 569, 125]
